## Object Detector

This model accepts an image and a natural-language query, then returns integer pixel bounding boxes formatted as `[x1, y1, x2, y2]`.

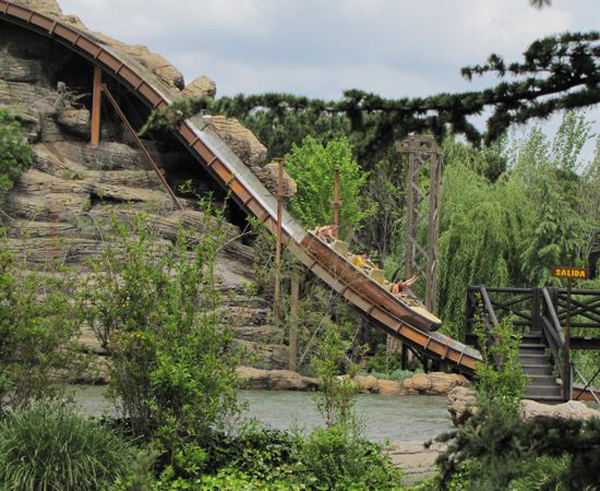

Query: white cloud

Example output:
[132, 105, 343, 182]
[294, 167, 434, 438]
[59, 0, 597, 101]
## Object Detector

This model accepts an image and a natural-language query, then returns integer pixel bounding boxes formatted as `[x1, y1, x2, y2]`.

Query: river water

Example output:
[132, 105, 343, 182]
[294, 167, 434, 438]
[71, 386, 453, 444]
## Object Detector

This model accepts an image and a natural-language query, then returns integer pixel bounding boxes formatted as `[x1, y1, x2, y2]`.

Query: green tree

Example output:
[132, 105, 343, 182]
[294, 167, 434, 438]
[284, 136, 370, 239]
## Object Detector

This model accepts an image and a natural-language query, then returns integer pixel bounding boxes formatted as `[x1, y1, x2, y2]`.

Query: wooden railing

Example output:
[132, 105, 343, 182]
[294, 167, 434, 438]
[541, 287, 570, 399]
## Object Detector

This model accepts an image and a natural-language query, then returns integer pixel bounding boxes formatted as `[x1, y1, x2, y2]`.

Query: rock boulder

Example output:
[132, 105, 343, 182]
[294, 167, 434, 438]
[236, 366, 318, 391]
[181, 76, 217, 100]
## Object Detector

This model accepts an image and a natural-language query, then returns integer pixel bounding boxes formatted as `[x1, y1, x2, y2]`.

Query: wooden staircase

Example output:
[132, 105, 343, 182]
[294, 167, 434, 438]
[520, 330, 562, 401]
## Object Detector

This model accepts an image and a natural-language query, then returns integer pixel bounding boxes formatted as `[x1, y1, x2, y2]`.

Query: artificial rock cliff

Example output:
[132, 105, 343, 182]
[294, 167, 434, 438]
[1, 0, 290, 376]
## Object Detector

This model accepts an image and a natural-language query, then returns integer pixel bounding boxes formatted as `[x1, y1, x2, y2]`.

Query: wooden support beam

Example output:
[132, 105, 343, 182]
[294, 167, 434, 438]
[289, 273, 299, 372]
[91, 66, 102, 148]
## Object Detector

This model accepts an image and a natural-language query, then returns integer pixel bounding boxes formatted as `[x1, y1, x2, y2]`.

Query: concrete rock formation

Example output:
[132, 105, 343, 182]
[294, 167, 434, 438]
[204, 115, 268, 171]
[181, 76, 217, 100]
[402, 372, 471, 395]
[0, 14, 288, 373]
[237, 366, 319, 391]
[446, 386, 477, 426]
[447, 386, 600, 426]
[522, 399, 600, 422]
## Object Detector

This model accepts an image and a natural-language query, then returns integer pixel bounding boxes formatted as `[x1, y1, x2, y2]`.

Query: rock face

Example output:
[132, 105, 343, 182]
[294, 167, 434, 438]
[205, 115, 268, 171]
[260, 161, 298, 198]
[181, 76, 217, 100]
[0, 14, 289, 374]
[447, 387, 478, 426]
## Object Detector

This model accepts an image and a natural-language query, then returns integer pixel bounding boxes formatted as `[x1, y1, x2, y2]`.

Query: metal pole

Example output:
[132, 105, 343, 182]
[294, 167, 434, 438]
[91, 66, 102, 148]
[333, 167, 340, 238]
[274, 158, 284, 324]
[101, 84, 183, 210]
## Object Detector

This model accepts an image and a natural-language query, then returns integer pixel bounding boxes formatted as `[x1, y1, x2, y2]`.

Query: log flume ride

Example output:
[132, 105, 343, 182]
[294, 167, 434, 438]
[1, 0, 482, 374]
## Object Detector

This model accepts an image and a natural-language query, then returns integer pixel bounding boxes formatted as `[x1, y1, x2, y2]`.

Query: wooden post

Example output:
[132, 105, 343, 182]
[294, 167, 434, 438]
[333, 167, 340, 238]
[91, 66, 102, 148]
[289, 273, 299, 371]
[273, 158, 284, 324]
[564, 278, 572, 400]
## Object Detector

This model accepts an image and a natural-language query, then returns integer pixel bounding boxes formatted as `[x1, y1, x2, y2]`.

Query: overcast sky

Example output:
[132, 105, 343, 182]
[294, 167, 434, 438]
[61, 0, 599, 155]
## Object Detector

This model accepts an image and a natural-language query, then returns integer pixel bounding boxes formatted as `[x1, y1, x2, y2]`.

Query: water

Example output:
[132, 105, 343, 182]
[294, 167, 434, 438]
[70, 386, 453, 444]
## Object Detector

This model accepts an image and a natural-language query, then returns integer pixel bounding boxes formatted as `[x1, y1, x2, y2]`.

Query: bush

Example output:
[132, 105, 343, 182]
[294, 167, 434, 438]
[203, 424, 300, 483]
[0, 108, 31, 206]
[297, 426, 401, 490]
[78, 208, 241, 476]
[0, 401, 134, 490]
[0, 243, 82, 417]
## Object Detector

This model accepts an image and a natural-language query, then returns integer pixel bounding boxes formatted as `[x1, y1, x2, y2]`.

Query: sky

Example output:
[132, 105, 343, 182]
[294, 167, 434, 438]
[60, 0, 599, 157]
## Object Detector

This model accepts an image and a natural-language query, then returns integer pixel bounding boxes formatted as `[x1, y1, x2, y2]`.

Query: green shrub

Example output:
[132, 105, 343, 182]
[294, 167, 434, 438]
[297, 426, 401, 490]
[0, 243, 82, 417]
[0, 108, 31, 206]
[0, 401, 134, 491]
[79, 208, 241, 477]
[203, 424, 300, 482]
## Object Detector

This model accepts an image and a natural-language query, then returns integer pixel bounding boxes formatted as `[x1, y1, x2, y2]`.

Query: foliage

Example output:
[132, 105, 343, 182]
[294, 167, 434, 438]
[284, 136, 370, 239]
[0, 241, 82, 418]
[436, 157, 527, 334]
[359, 157, 405, 264]
[312, 326, 360, 429]
[296, 426, 401, 491]
[437, 112, 598, 333]
[0, 401, 134, 491]
[433, 406, 600, 491]
[78, 208, 241, 477]
[472, 317, 528, 409]
[365, 369, 416, 382]
[201, 424, 301, 484]
[196, 467, 303, 490]
[141, 32, 599, 165]
[0, 108, 31, 206]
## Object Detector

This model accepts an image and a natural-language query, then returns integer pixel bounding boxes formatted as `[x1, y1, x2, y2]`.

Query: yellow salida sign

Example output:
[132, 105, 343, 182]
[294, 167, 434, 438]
[552, 266, 589, 279]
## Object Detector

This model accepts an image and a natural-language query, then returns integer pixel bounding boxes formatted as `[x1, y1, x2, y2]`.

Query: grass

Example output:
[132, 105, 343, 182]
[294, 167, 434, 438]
[0, 401, 134, 490]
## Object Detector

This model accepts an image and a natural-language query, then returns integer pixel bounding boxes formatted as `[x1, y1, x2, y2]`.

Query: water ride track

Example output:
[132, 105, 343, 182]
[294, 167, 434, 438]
[1, 1, 482, 374]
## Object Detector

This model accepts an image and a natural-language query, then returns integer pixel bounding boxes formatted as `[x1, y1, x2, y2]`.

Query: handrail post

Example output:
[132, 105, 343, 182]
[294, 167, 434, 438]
[563, 278, 573, 400]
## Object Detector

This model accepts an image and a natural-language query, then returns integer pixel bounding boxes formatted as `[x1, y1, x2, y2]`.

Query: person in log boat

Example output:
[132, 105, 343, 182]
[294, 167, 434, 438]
[315, 224, 338, 244]
[352, 251, 376, 273]
[390, 275, 419, 297]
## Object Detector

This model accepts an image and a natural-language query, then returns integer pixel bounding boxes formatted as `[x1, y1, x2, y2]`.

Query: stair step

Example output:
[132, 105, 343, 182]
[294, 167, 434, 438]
[520, 344, 546, 355]
[527, 375, 557, 385]
[522, 364, 553, 376]
[525, 385, 562, 397]
[519, 354, 548, 364]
